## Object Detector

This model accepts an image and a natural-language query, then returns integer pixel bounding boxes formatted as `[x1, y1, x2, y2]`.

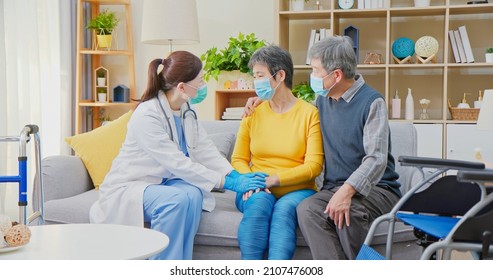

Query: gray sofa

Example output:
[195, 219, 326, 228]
[37, 120, 424, 259]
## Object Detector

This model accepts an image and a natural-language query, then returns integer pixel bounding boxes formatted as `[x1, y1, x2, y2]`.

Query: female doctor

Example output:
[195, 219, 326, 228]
[90, 51, 266, 260]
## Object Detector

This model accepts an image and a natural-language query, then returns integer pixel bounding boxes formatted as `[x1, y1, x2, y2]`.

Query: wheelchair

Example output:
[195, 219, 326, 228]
[357, 156, 487, 260]
[419, 169, 493, 260]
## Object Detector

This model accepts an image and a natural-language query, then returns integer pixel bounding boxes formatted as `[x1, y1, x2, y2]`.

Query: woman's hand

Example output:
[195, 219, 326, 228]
[242, 175, 278, 201]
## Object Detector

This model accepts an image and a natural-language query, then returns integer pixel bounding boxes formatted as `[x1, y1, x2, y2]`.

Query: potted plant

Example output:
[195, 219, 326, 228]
[486, 47, 493, 63]
[201, 32, 267, 82]
[86, 9, 120, 49]
[98, 108, 111, 125]
[97, 88, 107, 103]
[292, 81, 315, 103]
[96, 71, 106, 86]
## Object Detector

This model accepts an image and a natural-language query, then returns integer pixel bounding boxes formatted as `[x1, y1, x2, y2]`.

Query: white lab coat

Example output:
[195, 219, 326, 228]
[90, 92, 233, 227]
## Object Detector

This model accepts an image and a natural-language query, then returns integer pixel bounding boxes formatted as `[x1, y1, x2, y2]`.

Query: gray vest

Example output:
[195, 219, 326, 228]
[316, 84, 401, 195]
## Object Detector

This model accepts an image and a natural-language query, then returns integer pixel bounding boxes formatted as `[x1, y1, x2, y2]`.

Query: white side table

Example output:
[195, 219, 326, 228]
[0, 224, 169, 260]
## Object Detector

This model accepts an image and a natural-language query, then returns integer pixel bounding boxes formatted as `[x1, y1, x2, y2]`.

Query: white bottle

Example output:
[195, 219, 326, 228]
[474, 90, 483, 109]
[405, 88, 414, 120]
[391, 90, 401, 119]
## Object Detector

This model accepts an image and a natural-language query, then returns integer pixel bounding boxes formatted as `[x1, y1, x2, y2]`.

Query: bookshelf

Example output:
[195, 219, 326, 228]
[215, 90, 256, 120]
[75, 0, 136, 133]
[275, 0, 493, 160]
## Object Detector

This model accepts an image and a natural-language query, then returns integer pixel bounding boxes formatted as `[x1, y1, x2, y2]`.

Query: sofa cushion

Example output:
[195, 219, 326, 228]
[208, 133, 236, 161]
[65, 110, 132, 189]
[194, 191, 415, 249]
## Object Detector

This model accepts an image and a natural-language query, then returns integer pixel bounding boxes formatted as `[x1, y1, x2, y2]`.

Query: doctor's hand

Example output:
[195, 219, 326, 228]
[223, 172, 267, 194]
[242, 97, 263, 118]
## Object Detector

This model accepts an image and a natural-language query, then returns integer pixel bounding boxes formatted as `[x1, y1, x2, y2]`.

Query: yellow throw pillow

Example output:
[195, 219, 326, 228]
[65, 110, 133, 189]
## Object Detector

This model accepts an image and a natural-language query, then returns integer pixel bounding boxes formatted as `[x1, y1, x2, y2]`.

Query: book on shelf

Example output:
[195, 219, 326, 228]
[306, 29, 317, 65]
[221, 107, 243, 120]
[454, 30, 467, 64]
[305, 29, 333, 65]
[448, 30, 461, 63]
[358, 0, 364, 9]
[458, 25, 475, 63]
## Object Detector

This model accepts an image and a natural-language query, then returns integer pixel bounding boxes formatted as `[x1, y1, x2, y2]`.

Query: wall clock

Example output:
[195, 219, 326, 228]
[338, 0, 354, 9]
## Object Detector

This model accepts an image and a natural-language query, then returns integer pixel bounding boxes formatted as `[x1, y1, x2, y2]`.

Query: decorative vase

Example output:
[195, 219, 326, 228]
[485, 53, 493, 63]
[414, 0, 430, 7]
[405, 88, 415, 120]
[419, 108, 430, 120]
[291, 0, 305, 11]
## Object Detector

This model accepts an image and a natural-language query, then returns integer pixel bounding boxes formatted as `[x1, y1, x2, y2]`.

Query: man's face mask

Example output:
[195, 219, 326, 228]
[310, 71, 337, 97]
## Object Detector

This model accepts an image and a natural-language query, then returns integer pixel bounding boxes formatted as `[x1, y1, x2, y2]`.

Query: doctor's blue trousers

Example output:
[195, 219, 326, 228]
[143, 178, 203, 260]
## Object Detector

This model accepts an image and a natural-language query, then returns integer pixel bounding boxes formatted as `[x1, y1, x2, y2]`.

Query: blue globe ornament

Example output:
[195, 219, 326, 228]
[392, 37, 415, 59]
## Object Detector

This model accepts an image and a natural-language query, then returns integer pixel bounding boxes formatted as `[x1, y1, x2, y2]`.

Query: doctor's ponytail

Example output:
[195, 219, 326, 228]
[138, 51, 202, 105]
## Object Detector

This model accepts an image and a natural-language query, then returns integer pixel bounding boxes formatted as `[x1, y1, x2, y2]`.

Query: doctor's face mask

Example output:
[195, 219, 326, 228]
[186, 83, 208, 104]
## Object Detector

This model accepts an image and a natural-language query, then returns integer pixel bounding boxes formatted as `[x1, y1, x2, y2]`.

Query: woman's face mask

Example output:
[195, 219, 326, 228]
[254, 72, 280, 100]
[186, 84, 208, 104]
[310, 71, 336, 97]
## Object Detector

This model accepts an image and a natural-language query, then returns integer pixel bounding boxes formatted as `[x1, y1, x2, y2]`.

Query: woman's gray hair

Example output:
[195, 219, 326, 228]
[248, 45, 294, 89]
[309, 35, 357, 79]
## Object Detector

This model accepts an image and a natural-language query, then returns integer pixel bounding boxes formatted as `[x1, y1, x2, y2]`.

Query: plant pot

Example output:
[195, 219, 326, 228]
[98, 93, 107, 102]
[414, 0, 430, 7]
[291, 0, 305, 11]
[485, 53, 493, 63]
[97, 78, 106, 86]
[217, 70, 254, 90]
[96, 34, 112, 49]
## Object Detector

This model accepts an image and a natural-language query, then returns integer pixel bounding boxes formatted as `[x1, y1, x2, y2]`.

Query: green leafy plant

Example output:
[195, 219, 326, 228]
[97, 71, 105, 78]
[486, 47, 493, 54]
[98, 108, 110, 122]
[86, 9, 120, 35]
[292, 81, 315, 103]
[200, 32, 267, 82]
[97, 88, 107, 94]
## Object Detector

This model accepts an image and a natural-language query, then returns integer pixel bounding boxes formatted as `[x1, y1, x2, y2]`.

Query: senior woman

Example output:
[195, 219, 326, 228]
[231, 45, 324, 259]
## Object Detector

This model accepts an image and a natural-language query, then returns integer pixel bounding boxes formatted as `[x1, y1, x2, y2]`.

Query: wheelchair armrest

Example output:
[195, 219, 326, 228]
[457, 169, 493, 184]
[398, 156, 485, 170]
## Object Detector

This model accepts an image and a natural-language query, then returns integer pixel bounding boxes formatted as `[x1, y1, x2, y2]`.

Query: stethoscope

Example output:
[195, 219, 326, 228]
[157, 98, 199, 150]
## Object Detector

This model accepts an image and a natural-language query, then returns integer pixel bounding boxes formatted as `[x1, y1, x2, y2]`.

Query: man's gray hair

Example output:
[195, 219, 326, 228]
[309, 35, 357, 79]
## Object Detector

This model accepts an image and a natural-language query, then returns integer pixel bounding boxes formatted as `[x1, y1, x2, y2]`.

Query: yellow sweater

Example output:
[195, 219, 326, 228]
[231, 99, 324, 198]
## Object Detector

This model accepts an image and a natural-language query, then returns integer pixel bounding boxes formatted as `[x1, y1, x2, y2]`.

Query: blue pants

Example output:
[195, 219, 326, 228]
[143, 178, 203, 260]
[235, 189, 316, 260]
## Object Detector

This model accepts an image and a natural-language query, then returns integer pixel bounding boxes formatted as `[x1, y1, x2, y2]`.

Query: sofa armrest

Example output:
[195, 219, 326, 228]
[38, 155, 94, 203]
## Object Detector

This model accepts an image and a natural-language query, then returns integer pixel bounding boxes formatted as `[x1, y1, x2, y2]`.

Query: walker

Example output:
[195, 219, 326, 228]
[0, 124, 44, 225]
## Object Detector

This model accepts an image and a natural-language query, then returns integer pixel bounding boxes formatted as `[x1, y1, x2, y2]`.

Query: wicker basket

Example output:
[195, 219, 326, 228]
[449, 107, 480, 121]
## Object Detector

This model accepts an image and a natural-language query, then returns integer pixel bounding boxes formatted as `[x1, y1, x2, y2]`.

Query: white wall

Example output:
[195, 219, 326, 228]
[132, 0, 275, 120]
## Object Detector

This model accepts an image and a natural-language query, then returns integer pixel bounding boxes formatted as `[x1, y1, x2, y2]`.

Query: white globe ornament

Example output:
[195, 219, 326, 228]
[415, 36, 439, 58]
